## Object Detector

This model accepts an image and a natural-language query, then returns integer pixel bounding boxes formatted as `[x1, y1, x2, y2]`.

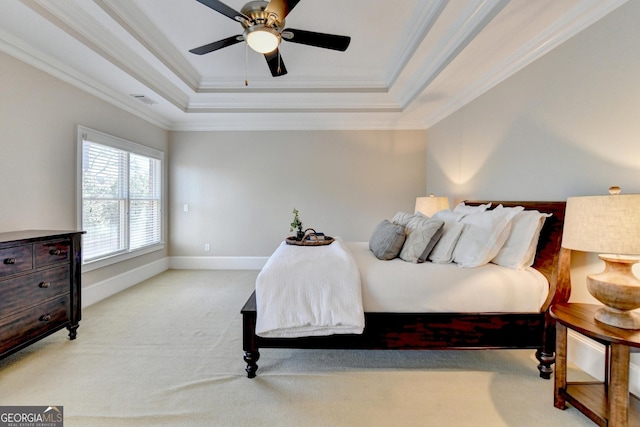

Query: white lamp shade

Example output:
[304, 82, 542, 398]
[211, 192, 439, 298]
[415, 195, 450, 217]
[562, 193, 640, 255]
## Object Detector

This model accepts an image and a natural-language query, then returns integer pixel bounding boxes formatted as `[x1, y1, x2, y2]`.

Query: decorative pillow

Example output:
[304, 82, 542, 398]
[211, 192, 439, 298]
[492, 210, 552, 269]
[452, 205, 524, 268]
[452, 202, 491, 214]
[391, 211, 415, 227]
[399, 216, 444, 263]
[432, 210, 466, 223]
[369, 220, 406, 260]
[428, 221, 465, 263]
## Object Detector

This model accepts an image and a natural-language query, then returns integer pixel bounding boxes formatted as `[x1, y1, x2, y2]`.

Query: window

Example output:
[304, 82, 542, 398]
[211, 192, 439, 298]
[77, 126, 164, 268]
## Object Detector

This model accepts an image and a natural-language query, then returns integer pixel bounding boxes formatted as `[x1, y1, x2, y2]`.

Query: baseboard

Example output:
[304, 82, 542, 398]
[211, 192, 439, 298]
[169, 256, 268, 270]
[82, 258, 169, 308]
[568, 330, 640, 397]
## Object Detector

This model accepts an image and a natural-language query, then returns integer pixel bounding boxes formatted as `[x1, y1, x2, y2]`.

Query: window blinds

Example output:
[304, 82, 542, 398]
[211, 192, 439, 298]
[82, 139, 162, 262]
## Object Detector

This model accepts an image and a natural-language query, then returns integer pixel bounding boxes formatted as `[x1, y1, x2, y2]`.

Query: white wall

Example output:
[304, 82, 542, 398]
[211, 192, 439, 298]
[169, 130, 426, 258]
[425, 0, 640, 383]
[0, 51, 169, 289]
[426, 0, 640, 301]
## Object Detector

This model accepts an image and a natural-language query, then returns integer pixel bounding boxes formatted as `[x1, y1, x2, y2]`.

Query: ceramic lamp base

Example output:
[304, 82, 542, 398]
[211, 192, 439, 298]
[587, 254, 640, 330]
[594, 306, 640, 330]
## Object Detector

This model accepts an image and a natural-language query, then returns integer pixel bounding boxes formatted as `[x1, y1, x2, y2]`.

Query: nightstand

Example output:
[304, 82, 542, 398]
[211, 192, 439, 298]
[550, 303, 640, 427]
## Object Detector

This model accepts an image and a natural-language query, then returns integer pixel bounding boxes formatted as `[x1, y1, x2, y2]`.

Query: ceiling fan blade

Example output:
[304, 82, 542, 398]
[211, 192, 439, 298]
[195, 0, 249, 23]
[282, 28, 350, 51]
[265, 0, 301, 20]
[264, 49, 288, 77]
[189, 35, 243, 55]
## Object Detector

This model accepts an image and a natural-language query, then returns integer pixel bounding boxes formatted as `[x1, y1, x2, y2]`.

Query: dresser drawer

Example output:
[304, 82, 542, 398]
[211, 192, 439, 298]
[0, 245, 33, 278]
[35, 239, 71, 268]
[0, 265, 70, 319]
[0, 296, 70, 355]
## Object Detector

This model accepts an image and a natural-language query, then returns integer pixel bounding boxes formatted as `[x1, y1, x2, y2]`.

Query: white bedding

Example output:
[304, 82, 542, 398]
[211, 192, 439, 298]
[344, 242, 549, 313]
[255, 240, 364, 338]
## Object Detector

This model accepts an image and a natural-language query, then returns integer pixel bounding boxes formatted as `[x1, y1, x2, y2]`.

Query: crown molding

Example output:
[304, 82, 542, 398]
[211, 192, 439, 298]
[95, 0, 201, 92]
[0, 27, 171, 130]
[197, 78, 388, 93]
[385, 0, 448, 89]
[422, 0, 629, 128]
[397, 0, 509, 109]
[4, 0, 629, 132]
[25, 0, 191, 111]
[168, 113, 427, 132]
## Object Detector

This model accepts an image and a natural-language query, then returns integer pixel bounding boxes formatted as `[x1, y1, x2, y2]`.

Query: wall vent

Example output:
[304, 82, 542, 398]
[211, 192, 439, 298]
[130, 94, 158, 105]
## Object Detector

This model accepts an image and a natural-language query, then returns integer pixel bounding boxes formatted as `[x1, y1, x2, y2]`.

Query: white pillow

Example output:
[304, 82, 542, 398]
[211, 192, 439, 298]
[452, 202, 491, 214]
[492, 210, 552, 269]
[432, 210, 466, 223]
[399, 216, 444, 263]
[452, 205, 524, 268]
[428, 221, 465, 263]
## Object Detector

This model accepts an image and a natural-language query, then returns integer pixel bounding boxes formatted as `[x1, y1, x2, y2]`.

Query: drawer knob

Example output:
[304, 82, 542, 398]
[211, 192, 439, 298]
[39, 281, 51, 288]
[39, 314, 51, 322]
[3, 258, 16, 265]
[49, 249, 65, 256]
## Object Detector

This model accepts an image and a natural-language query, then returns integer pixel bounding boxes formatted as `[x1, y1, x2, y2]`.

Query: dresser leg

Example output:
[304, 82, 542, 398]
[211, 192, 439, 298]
[67, 323, 79, 340]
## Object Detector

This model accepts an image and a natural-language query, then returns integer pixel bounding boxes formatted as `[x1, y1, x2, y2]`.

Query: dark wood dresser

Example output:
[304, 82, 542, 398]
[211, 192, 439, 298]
[0, 230, 83, 359]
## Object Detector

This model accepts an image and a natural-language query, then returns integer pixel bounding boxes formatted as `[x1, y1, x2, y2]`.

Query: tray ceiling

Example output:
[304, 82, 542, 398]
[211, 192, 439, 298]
[0, 0, 627, 130]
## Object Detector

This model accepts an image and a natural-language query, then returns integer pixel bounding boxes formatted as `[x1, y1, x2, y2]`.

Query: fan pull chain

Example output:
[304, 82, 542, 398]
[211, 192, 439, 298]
[245, 43, 249, 86]
[277, 50, 282, 74]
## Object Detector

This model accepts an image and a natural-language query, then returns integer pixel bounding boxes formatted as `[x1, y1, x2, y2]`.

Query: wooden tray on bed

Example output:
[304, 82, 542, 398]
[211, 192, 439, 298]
[285, 228, 334, 246]
[285, 236, 334, 246]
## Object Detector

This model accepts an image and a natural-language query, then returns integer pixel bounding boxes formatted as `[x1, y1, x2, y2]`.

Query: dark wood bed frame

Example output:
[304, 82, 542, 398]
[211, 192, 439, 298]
[241, 201, 571, 379]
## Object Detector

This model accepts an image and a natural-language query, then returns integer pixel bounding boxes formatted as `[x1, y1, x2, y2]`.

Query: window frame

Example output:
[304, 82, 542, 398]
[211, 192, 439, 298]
[76, 126, 165, 271]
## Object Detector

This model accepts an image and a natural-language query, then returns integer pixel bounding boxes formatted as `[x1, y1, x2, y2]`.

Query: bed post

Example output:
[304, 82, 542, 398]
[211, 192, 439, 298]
[243, 349, 260, 379]
[241, 292, 260, 378]
[536, 318, 556, 379]
[537, 246, 572, 378]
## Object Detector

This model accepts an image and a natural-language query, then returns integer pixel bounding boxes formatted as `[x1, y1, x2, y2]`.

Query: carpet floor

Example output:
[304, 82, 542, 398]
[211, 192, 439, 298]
[0, 270, 596, 426]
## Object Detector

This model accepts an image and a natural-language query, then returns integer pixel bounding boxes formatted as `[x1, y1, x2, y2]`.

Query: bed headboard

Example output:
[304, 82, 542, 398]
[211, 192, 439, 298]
[464, 200, 570, 310]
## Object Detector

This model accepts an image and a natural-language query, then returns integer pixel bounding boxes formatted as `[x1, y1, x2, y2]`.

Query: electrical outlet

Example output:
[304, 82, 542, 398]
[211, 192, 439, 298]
[183, 204, 189, 212]
[204, 243, 210, 252]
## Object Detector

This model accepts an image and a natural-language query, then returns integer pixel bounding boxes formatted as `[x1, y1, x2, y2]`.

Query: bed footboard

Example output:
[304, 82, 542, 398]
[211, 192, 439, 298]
[241, 291, 555, 379]
[241, 295, 260, 378]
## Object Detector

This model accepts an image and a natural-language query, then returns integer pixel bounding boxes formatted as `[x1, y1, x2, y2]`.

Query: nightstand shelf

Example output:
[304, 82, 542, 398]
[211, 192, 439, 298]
[551, 303, 640, 427]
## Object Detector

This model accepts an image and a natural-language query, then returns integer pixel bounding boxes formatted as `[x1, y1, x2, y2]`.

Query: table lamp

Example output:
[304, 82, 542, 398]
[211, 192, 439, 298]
[561, 187, 640, 329]
[415, 194, 450, 217]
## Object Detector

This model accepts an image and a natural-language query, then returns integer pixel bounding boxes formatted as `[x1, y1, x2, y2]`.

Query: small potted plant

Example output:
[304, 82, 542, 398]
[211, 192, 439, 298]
[290, 208, 304, 240]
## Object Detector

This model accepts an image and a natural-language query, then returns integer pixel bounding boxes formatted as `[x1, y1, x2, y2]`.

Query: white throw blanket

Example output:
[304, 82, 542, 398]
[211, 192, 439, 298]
[255, 240, 364, 338]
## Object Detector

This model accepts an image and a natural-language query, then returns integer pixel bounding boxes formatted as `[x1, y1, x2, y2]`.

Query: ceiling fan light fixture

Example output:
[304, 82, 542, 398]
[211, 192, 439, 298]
[244, 25, 280, 53]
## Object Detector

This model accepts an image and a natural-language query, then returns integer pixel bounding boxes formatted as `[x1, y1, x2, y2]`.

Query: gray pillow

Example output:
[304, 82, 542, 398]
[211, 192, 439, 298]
[391, 211, 414, 227]
[369, 220, 406, 260]
[399, 216, 444, 263]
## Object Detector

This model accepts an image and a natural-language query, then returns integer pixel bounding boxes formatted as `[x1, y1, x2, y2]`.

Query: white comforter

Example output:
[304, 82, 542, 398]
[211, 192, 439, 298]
[345, 242, 549, 313]
[255, 240, 364, 338]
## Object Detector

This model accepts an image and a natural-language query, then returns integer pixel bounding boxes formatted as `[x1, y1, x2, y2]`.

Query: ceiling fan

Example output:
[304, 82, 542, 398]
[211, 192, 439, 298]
[189, 0, 351, 77]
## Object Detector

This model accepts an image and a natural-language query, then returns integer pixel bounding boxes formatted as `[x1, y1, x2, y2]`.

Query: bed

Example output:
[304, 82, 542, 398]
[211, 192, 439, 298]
[241, 201, 570, 379]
